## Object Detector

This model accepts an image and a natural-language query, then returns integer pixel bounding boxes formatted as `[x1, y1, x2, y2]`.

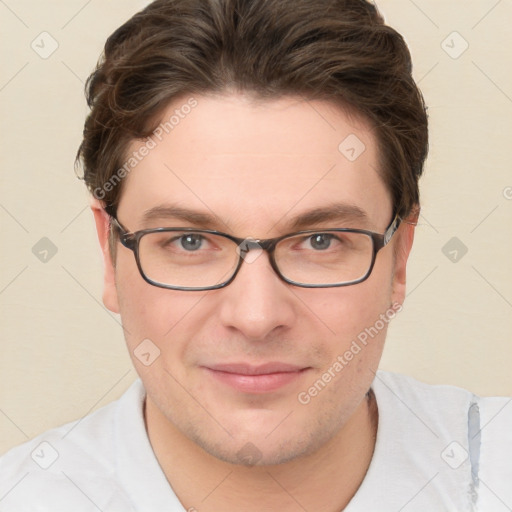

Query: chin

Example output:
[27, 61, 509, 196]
[182, 414, 341, 467]
[194, 436, 314, 467]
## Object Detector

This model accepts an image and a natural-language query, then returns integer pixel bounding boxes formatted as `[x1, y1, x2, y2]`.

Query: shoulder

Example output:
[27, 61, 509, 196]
[373, 370, 512, 435]
[369, 371, 512, 511]
[0, 379, 146, 512]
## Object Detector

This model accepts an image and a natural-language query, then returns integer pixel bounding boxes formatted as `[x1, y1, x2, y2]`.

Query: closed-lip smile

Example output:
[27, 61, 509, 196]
[202, 362, 311, 393]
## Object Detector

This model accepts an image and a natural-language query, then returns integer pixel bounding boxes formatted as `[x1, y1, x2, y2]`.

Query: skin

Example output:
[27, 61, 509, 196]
[92, 92, 416, 511]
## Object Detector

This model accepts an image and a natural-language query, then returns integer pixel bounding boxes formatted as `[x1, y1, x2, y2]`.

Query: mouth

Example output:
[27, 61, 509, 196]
[202, 362, 311, 393]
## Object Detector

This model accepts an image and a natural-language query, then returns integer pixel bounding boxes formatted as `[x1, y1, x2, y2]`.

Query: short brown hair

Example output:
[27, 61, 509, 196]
[77, 0, 428, 221]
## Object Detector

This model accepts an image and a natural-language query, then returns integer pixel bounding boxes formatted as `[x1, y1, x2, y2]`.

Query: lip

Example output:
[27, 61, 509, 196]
[202, 362, 310, 393]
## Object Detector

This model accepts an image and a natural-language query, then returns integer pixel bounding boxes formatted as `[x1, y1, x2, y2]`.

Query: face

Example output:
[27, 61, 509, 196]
[94, 92, 413, 466]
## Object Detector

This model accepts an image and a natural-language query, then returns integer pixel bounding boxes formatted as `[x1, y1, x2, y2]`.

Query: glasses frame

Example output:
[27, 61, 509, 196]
[108, 212, 401, 291]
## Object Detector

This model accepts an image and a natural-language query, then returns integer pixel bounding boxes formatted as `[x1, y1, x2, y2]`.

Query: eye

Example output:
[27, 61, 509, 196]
[308, 233, 334, 250]
[179, 233, 205, 251]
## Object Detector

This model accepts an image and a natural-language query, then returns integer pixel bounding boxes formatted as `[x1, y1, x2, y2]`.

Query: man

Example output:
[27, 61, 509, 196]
[1, 0, 510, 510]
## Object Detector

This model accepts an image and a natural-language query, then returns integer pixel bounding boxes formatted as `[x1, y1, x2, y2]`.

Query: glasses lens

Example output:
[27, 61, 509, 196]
[275, 231, 374, 285]
[138, 231, 239, 288]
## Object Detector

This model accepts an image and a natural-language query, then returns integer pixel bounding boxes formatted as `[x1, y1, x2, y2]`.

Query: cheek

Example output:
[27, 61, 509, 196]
[306, 262, 394, 343]
[296, 248, 395, 383]
[114, 254, 204, 359]
[296, 281, 394, 418]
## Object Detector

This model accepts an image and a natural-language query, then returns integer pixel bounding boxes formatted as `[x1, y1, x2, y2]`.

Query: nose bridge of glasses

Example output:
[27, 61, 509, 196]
[234, 236, 273, 268]
[234, 236, 277, 255]
[244, 238, 265, 251]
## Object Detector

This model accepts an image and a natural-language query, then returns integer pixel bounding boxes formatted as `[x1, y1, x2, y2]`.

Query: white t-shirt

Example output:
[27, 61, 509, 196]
[1, 371, 510, 511]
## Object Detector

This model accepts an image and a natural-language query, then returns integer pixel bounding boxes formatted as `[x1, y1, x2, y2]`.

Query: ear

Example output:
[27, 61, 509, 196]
[91, 198, 120, 314]
[391, 208, 419, 307]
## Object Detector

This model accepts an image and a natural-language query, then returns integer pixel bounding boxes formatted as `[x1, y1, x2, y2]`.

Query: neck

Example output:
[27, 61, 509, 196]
[146, 391, 378, 512]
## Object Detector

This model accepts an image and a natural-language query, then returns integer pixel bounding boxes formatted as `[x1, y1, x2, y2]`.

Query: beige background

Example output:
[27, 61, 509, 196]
[1, 0, 511, 455]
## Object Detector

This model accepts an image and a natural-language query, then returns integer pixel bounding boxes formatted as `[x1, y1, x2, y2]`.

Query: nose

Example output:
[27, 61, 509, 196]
[217, 250, 297, 341]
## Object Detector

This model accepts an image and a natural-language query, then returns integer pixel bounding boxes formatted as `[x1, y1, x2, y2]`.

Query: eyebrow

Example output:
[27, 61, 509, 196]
[141, 205, 222, 229]
[140, 203, 370, 232]
[287, 204, 370, 231]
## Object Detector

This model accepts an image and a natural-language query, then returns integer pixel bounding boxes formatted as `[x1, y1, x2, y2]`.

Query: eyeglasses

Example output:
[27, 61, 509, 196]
[109, 213, 401, 291]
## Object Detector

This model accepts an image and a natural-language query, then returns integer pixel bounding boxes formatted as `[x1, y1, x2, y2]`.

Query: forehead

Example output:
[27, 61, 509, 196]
[118, 93, 392, 233]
